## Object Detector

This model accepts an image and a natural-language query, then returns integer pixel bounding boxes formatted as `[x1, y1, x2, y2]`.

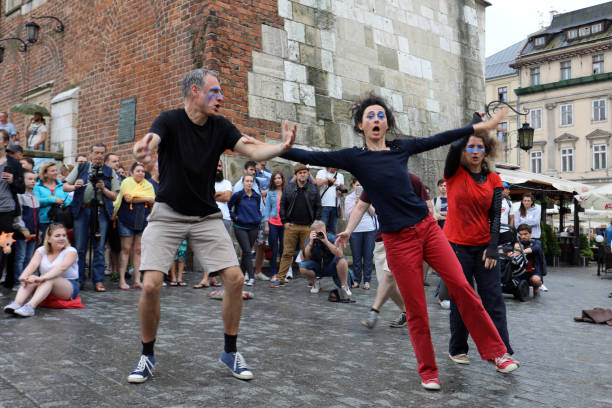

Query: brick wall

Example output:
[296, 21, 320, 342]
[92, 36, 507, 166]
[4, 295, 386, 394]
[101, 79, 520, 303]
[0, 0, 489, 189]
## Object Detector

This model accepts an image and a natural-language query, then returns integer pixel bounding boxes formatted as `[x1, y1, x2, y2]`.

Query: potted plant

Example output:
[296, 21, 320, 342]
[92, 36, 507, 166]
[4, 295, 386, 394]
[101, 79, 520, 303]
[541, 223, 561, 266]
[579, 233, 594, 267]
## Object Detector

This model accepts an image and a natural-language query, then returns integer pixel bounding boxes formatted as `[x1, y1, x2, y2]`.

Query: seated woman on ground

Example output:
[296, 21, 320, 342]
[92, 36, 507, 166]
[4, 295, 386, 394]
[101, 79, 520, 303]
[4, 223, 79, 317]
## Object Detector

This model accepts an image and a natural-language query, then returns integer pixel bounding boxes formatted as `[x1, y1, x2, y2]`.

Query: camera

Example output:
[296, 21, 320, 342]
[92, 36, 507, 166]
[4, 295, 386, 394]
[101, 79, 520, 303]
[89, 165, 107, 187]
[338, 187, 348, 194]
[316, 231, 325, 240]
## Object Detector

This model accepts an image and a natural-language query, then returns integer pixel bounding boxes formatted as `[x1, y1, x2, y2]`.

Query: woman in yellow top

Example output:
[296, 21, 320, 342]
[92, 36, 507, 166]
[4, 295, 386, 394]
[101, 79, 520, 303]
[113, 162, 155, 290]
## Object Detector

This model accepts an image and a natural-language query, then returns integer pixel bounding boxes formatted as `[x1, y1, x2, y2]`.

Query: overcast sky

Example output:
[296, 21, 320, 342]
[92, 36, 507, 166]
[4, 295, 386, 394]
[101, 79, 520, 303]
[485, 0, 611, 57]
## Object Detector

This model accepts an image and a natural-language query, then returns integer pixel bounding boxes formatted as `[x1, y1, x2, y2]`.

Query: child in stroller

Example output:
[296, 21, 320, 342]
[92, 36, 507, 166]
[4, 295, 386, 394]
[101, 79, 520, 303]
[498, 224, 545, 301]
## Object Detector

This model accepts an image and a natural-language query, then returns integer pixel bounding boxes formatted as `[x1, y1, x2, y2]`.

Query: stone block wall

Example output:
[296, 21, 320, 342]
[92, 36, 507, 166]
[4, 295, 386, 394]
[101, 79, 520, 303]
[245, 0, 489, 188]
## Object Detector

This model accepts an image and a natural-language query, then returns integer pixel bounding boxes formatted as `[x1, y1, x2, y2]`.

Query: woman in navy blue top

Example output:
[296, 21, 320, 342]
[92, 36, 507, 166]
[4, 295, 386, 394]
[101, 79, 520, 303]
[228, 174, 262, 286]
[278, 93, 515, 390]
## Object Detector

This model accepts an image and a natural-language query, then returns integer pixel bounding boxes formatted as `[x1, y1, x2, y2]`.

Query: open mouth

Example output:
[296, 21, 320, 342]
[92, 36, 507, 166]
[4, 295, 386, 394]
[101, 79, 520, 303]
[372, 126, 380, 132]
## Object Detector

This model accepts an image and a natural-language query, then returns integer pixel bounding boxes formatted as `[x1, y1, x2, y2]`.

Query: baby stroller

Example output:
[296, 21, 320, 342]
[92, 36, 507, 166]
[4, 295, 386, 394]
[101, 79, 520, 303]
[498, 242, 530, 302]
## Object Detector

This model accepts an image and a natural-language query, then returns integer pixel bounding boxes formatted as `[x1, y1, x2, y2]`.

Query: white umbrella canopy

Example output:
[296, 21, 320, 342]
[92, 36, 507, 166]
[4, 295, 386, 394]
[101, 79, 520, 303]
[575, 183, 612, 210]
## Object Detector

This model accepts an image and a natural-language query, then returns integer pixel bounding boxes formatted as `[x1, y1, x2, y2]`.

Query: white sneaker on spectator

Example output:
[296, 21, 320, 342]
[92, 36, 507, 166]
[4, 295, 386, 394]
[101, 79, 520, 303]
[341, 284, 352, 297]
[440, 300, 450, 309]
[310, 278, 321, 294]
[540, 284, 548, 292]
[246, 278, 255, 286]
[255, 272, 270, 281]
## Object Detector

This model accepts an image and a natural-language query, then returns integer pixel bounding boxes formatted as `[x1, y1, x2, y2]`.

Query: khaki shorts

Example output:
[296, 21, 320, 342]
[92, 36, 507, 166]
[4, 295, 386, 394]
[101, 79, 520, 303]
[140, 202, 238, 275]
[374, 241, 390, 282]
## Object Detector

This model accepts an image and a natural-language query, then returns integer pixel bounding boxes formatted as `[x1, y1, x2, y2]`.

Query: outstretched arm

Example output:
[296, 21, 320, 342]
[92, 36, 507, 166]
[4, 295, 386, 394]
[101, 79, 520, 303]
[281, 148, 349, 171]
[234, 120, 297, 161]
[405, 107, 509, 156]
[335, 199, 369, 248]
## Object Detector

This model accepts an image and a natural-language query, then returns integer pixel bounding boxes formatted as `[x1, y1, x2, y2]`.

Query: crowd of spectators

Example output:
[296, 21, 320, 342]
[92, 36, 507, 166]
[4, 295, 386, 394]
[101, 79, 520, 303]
[0, 124, 552, 320]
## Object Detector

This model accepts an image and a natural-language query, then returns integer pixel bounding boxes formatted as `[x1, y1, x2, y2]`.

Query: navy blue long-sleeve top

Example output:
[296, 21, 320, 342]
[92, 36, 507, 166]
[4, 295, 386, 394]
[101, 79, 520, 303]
[281, 125, 475, 233]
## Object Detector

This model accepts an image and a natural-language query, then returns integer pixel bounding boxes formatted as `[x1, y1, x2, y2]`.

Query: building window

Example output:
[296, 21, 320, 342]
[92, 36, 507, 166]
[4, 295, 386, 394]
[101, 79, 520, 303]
[560, 104, 573, 126]
[530, 151, 542, 173]
[497, 122, 507, 142]
[530, 108, 542, 130]
[593, 54, 604, 74]
[567, 29, 578, 40]
[593, 144, 608, 170]
[5, 0, 20, 13]
[498, 87, 508, 102]
[534, 36, 546, 46]
[561, 148, 574, 172]
[592, 23, 603, 34]
[560, 61, 571, 80]
[592, 99, 606, 122]
[530, 66, 540, 86]
[579, 26, 591, 37]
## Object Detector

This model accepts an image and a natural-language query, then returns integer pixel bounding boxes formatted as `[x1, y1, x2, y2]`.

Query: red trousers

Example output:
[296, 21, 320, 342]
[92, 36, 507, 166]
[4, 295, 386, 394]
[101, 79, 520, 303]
[382, 215, 506, 380]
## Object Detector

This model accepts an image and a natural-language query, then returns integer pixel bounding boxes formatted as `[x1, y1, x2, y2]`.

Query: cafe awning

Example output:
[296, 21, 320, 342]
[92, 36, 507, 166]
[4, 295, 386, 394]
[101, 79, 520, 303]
[496, 167, 593, 195]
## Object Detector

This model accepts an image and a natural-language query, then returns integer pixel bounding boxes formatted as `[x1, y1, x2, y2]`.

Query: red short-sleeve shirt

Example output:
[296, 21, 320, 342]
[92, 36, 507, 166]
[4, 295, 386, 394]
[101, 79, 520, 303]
[444, 166, 503, 246]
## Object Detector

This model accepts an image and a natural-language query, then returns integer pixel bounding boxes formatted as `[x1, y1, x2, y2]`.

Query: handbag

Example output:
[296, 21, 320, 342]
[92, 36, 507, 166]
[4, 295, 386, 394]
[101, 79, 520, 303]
[48, 204, 74, 229]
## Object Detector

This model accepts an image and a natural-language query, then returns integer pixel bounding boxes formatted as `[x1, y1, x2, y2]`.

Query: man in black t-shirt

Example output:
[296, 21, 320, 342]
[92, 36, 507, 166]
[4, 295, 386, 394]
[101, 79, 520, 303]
[128, 68, 296, 384]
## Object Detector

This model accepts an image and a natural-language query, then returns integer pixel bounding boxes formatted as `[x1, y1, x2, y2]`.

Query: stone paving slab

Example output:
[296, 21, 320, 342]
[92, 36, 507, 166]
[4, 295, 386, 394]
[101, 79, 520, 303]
[0, 266, 611, 407]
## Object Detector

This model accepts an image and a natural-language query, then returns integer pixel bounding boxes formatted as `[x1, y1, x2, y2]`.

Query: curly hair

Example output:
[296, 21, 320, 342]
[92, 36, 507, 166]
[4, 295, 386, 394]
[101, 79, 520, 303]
[350, 92, 396, 135]
[462, 129, 499, 173]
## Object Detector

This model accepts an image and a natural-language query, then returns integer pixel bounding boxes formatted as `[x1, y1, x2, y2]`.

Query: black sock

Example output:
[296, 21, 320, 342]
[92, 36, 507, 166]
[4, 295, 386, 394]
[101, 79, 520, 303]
[142, 339, 155, 357]
[371, 308, 380, 313]
[224, 334, 237, 353]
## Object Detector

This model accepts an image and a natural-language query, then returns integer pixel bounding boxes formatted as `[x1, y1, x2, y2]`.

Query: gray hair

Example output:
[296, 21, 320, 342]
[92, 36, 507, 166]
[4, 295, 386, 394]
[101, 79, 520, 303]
[310, 220, 326, 231]
[181, 69, 219, 99]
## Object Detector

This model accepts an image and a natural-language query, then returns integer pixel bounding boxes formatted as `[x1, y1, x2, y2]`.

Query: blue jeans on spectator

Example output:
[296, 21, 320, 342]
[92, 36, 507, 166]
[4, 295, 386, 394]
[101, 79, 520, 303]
[13, 238, 36, 284]
[268, 223, 284, 277]
[321, 206, 338, 234]
[449, 243, 513, 356]
[349, 230, 376, 284]
[74, 206, 109, 285]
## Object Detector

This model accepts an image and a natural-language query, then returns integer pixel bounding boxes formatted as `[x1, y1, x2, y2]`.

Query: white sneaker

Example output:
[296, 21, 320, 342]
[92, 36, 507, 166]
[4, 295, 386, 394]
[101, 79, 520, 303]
[246, 278, 255, 286]
[310, 279, 321, 294]
[244, 274, 249, 285]
[341, 284, 352, 297]
[539, 284, 548, 292]
[440, 300, 450, 309]
[287, 266, 294, 279]
[255, 272, 270, 281]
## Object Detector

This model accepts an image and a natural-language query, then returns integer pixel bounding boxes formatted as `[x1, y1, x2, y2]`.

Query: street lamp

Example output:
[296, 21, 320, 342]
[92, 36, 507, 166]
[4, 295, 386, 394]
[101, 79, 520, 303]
[485, 100, 534, 151]
[26, 15, 65, 44]
[0, 37, 28, 53]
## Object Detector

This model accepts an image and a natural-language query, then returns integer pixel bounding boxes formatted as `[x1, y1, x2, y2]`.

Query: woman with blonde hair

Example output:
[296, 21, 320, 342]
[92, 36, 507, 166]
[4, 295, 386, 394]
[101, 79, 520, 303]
[34, 161, 72, 239]
[4, 223, 79, 317]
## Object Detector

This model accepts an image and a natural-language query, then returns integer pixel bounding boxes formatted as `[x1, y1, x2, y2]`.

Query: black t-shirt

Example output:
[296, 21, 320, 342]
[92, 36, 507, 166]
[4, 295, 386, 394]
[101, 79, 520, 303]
[149, 109, 241, 216]
[291, 187, 311, 225]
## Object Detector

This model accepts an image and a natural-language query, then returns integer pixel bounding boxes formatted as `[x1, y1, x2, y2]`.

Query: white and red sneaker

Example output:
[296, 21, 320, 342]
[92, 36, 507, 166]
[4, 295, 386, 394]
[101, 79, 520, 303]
[490, 354, 518, 373]
[421, 378, 441, 390]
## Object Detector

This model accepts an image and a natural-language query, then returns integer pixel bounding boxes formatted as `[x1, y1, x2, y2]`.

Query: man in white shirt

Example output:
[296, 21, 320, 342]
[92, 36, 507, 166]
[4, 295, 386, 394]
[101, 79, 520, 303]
[315, 167, 345, 234]
[194, 159, 232, 289]
[215, 159, 233, 233]
[499, 182, 515, 245]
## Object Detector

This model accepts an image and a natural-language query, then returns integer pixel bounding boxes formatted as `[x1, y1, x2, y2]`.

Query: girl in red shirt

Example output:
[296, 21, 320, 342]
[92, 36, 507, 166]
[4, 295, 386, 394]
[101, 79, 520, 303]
[444, 112, 515, 366]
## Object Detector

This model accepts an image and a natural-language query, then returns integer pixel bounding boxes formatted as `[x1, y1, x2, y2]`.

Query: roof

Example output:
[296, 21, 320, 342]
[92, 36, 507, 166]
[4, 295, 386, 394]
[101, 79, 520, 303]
[497, 167, 593, 194]
[485, 40, 524, 79]
[538, 2, 612, 36]
[518, 2, 612, 59]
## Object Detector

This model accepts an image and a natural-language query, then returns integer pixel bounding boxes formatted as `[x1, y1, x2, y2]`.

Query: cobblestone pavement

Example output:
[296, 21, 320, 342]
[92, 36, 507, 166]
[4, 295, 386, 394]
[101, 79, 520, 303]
[0, 265, 610, 408]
